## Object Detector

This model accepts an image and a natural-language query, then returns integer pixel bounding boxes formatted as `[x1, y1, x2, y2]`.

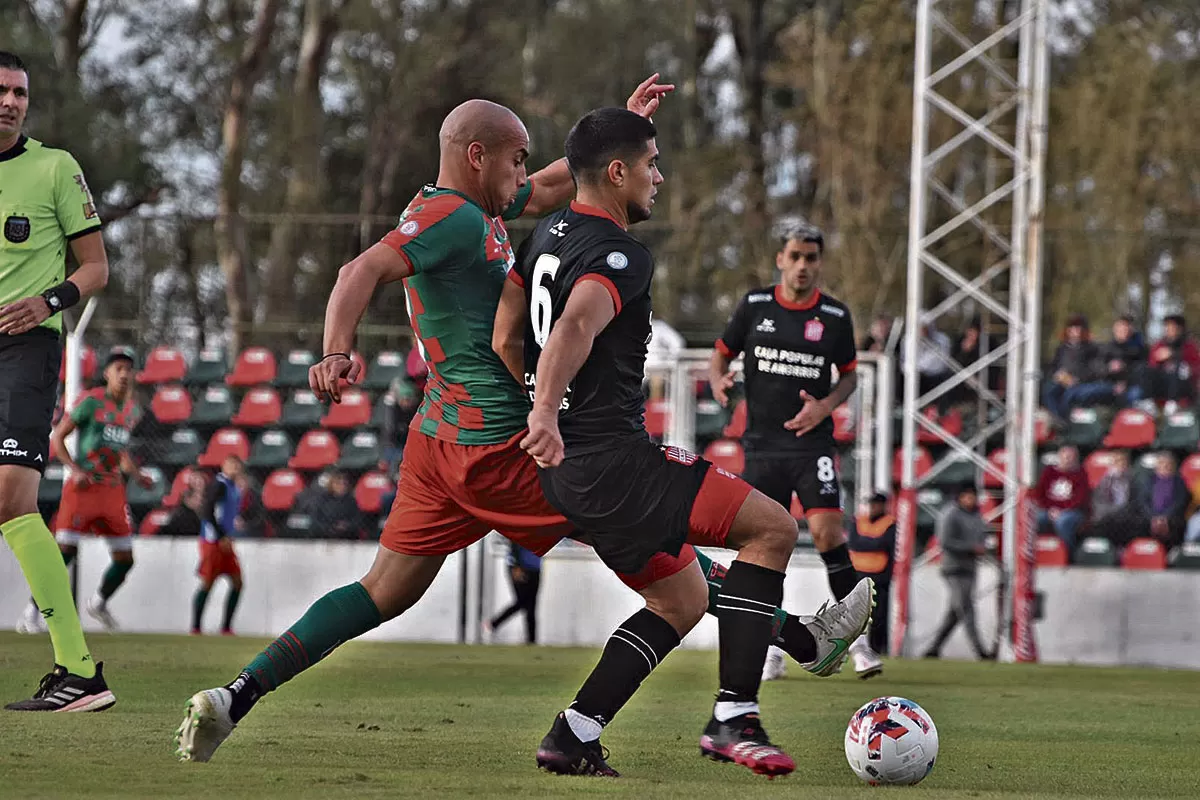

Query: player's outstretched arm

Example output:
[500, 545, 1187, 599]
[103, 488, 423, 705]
[492, 276, 528, 386]
[521, 281, 616, 467]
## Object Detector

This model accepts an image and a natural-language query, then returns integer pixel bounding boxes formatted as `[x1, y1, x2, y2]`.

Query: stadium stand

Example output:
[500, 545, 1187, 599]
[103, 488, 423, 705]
[355, 471, 394, 514]
[191, 386, 236, 430]
[337, 431, 382, 472]
[233, 387, 284, 428]
[184, 347, 228, 387]
[159, 429, 204, 468]
[197, 427, 251, 467]
[321, 388, 371, 429]
[282, 390, 324, 430]
[1120, 538, 1168, 570]
[137, 346, 187, 385]
[150, 385, 193, 426]
[363, 351, 406, 391]
[228, 346, 278, 387]
[703, 438, 744, 475]
[275, 350, 317, 389]
[289, 430, 340, 471]
[262, 469, 306, 512]
[247, 430, 294, 470]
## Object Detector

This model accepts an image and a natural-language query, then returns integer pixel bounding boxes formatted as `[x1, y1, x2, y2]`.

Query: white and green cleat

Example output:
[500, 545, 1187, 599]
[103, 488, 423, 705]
[175, 688, 236, 762]
[799, 577, 875, 678]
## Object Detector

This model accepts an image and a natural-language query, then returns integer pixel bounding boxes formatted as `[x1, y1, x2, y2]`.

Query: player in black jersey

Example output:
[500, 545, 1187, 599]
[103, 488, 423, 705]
[506, 108, 874, 778]
[709, 220, 883, 678]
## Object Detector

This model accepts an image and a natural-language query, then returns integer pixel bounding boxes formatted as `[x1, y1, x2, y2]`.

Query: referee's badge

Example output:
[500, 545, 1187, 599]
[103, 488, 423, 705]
[3, 215, 30, 244]
[804, 318, 825, 342]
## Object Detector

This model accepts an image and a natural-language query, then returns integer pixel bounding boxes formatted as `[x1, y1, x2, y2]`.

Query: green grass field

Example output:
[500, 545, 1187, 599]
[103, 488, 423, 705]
[1, 632, 1198, 799]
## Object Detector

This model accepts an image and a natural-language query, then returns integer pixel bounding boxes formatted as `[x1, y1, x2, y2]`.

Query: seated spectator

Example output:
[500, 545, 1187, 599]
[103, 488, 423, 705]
[303, 469, 364, 540]
[1133, 451, 1188, 549]
[1098, 315, 1146, 407]
[1042, 315, 1107, 420]
[1035, 444, 1089, 553]
[915, 318, 953, 394]
[1090, 450, 1140, 546]
[1144, 314, 1200, 414]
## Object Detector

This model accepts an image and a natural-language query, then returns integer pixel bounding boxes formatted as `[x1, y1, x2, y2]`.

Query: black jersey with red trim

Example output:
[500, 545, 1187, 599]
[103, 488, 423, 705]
[510, 202, 653, 454]
[716, 286, 857, 455]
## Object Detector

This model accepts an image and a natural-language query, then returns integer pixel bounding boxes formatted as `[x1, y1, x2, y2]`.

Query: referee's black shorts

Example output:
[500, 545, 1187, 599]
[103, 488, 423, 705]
[0, 328, 62, 473]
[539, 435, 752, 576]
[742, 441, 843, 517]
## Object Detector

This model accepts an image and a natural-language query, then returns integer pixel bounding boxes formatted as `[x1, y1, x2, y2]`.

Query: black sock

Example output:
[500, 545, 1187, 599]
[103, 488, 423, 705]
[821, 544, 859, 601]
[776, 614, 817, 663]
[570, 609, 680, 728]
[716, 560, 785, 704]
[225, 670, 263, 723]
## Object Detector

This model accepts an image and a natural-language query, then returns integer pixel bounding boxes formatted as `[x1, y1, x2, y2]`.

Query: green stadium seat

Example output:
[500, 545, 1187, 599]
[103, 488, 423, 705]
[916, 488, 945, 531]
[247, 429, 294, 470]
[275, 350, 317, 389]
[363, 350, 407, 391]
[694, 398, 727, 442]
[126, 465, 167, 512]
[1154, 410, 1200, 451]
[38, 463, 66, 507]
[931, 452, 976, 487]
[1062, 407, 1109, 449]
[184, 347, 227, 388]
[338, 431, 382, 472]
[283, 512, 316, 538]
[191, 386, 236, 429]
[1170, 542, 1200, 569]
[1074, 536, 1117, 567]
[281, 390, 324, 430]
[159, 428, 204, 468]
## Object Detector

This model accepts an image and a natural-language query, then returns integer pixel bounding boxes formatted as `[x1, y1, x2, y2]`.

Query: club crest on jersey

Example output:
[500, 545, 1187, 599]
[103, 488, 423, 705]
[805, 318, 825, 342]
[4, 215, 30, 244]
[607, 251, 629, 270]
[663, 446, 699, 466]
[399, 220, 419, 236]
[756, 318, 776, 333]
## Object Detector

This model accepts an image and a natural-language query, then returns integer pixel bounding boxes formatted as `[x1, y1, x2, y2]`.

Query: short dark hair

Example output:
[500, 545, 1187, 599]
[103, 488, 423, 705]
[0, 52, 27, 73]
[777, 219, 825, 254]
[564, 108, 656, 185]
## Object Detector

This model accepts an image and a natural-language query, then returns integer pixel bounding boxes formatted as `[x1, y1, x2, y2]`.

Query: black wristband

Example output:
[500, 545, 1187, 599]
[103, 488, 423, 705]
[321, 352, 351, 362]
[41, 281, 81, 315]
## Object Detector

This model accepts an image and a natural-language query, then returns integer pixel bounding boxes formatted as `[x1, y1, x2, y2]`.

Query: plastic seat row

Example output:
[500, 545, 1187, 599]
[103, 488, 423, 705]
[128, 347, 409, 391]
[150, 386, 381, 430]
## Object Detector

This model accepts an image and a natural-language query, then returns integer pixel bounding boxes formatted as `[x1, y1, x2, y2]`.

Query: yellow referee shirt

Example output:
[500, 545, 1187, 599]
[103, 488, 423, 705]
[0, 135, 102, 333]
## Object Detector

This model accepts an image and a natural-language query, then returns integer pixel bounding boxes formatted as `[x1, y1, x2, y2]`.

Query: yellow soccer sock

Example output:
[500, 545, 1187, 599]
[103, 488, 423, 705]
[3, 513, 96, 678]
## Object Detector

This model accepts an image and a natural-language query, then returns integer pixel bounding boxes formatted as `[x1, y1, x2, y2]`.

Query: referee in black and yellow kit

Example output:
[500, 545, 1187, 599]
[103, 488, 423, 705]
[1, 51, 116, 711]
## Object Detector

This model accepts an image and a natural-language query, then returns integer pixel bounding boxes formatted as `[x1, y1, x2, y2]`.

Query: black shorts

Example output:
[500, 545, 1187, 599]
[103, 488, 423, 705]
[742, 444, 843, 517]
[0, 329, 62, 473]
[539, 436, 752, 575]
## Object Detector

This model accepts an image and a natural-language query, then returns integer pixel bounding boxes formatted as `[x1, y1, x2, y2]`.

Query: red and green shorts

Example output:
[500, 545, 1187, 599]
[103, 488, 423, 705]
[380, 431, 752, 590]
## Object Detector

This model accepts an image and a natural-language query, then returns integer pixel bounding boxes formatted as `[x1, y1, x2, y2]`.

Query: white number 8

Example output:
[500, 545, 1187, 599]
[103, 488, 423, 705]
[816, 456, 836, 483]
[530, 254, 561, 348]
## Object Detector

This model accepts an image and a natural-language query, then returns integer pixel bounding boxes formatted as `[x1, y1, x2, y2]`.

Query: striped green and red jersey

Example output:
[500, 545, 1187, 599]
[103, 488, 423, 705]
[70, 387, 141, 485]
[380, 182, 535, 445]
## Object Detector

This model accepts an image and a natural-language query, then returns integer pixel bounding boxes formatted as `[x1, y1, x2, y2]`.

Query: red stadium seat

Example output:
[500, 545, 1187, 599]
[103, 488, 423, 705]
[893, 447, 933, 483]
[355, 470, 394, 514]
[151, 385, 193, 425]
[139, 508, 172, 537]
[983, 448, 1008, 489]
[1035, 535, 1069, 567]
[197, 427, 251, 468]
[918, 406, 963, 444]
[262, 469, 306, 511]
[1083, 449, 1121, 490]
[645, 399, 669, 438]
[232, 387, 283, 428]
[289, 430, 340, 471]
[164, 467, 200, 507]
[832, 404, 854, 444]
[1121, 538, 1167, 570]
[227, 346, 278, 387]
[1181, 453, 1200, 489]
[321, 388, 372, 429]
[724, 400, 747, 438]
[703, 439, 744, 476]
[1103, 408, 1156, 449]
[59, 344, 97, 384]
[137, 346, 187, 385]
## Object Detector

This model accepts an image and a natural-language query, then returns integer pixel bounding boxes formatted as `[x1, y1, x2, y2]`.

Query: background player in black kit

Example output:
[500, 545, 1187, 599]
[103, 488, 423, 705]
[510, 107, 874, 778]
[709, 221, 884, 679]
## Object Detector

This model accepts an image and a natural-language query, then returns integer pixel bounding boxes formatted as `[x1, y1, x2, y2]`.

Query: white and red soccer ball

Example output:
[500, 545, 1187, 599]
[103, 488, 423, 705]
[844, 696, 938, 786]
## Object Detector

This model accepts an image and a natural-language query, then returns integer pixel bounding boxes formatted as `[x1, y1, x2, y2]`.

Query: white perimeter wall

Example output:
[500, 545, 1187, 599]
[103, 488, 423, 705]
[2, 535, 1197, 669]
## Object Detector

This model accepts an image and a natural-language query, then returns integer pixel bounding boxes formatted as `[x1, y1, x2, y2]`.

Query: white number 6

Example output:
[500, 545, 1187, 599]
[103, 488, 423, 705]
[530, 254, 561, 348]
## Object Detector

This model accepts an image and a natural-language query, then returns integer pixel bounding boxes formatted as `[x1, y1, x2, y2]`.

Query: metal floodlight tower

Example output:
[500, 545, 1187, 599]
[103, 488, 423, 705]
[895, 0, 1050, 661]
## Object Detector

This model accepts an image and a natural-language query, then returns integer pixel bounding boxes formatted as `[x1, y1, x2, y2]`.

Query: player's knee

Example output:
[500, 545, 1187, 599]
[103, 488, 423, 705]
[808, 514, 846, 550]
[756, 503, 800, 556]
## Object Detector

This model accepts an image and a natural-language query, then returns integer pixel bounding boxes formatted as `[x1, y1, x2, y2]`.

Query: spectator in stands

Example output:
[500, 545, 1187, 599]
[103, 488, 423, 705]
[860, 314, 893, 354]
[1042, 315, 1106, 421]
[1091, 450, 1138, 546]
[1035, 444, 1089, 553]
[923, 482, 992, 661]
[1133, 451, 1188, 549]
[1098, 315, 1146, 407]
[303, 469, 364, 540]
[1144, 314, 1200, 414]
[914, 317, 953, 397]
[160, 474, 206, 537]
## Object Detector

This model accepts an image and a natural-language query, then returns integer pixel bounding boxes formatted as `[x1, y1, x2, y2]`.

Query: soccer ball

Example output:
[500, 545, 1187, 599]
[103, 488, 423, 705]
[844, 696, 938, 786]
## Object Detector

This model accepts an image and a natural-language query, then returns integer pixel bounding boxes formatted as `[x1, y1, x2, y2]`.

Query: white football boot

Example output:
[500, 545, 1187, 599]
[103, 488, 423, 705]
[175, 688, 237, 762]
[849, 635, 884, 680]
[761, 646, 788, 681]
[86, 594, 119, 631]
[799, 578, 875, 677]
[15, 601, 46, 634]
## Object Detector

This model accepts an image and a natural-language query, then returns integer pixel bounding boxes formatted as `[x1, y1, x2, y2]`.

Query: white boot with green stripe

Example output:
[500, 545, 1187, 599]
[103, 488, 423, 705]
[799, 577, 876, 677]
